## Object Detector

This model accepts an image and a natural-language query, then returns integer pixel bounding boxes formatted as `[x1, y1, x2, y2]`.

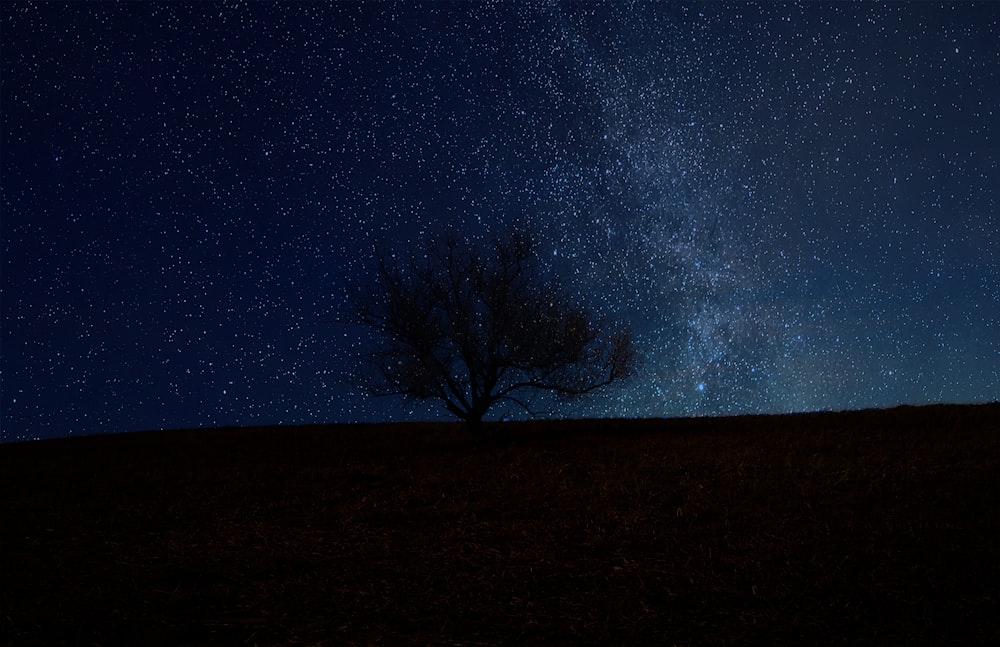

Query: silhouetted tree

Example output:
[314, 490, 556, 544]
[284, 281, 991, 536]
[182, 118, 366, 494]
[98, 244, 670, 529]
[353, 229, 635, 436]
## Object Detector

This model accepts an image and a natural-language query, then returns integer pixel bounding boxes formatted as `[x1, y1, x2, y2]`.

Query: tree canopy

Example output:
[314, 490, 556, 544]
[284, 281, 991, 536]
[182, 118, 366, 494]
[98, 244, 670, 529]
[352, 229, 635, 434]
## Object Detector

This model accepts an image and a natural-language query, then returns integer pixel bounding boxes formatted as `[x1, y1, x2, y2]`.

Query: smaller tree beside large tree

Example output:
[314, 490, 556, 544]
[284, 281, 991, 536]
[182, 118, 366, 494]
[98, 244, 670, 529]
[352, 229, 636, 435]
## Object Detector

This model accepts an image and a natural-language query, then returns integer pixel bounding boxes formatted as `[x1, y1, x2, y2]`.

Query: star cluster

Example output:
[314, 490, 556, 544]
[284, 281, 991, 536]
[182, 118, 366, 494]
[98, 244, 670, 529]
[2, 2, 998, 441]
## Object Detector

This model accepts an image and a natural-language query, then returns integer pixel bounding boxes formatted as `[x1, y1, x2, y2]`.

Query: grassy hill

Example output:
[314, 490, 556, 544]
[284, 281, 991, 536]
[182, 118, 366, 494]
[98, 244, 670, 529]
[2, 404, 999, 645]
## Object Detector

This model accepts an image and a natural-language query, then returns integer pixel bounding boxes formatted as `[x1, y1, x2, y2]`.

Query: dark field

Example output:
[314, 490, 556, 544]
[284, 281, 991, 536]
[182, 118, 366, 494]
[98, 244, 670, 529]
[2, 404, 999, 646]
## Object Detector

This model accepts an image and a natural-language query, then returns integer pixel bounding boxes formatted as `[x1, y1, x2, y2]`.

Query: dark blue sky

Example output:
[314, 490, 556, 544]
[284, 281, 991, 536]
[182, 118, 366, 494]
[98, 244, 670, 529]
[2, 1, 998, 441]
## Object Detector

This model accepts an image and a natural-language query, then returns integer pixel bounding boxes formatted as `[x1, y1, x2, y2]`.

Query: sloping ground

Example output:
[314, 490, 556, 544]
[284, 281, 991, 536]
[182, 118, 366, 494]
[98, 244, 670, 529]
[2, 403, 999, 646]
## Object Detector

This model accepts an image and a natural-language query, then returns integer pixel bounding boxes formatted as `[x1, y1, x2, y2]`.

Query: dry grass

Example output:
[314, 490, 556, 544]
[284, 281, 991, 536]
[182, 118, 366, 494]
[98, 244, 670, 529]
[2, 403, 999, 645]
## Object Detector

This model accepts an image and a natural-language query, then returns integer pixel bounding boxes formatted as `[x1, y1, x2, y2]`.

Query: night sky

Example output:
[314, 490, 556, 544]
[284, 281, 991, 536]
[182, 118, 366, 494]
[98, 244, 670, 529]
[2, 2, 998, 442]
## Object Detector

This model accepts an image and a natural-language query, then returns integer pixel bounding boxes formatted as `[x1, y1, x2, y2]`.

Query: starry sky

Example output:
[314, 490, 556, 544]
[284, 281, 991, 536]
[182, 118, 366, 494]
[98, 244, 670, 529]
[2, 1, 998, 442]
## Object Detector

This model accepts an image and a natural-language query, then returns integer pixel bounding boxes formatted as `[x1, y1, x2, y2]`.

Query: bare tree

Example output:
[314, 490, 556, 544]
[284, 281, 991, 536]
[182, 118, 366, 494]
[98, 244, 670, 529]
[352, 229, 635, 435]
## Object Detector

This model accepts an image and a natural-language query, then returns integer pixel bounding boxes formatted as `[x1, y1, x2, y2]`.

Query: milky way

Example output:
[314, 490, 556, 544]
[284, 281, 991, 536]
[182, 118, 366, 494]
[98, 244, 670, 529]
[2, 2, 998, 441]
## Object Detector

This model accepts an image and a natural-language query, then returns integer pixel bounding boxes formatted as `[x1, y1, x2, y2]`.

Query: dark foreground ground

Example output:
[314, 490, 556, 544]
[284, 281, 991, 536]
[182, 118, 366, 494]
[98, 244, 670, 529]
[2, 404, 999, 646]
